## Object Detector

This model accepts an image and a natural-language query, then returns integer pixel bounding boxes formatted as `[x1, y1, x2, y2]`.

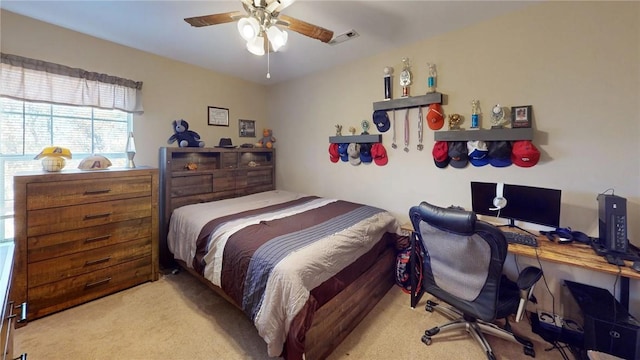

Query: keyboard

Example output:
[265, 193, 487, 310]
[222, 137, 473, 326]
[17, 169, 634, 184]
[503, 231, 538, 247]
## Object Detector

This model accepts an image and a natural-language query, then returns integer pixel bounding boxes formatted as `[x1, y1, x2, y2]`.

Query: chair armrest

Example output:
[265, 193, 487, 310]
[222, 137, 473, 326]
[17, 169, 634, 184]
[516, 266, 543, 290]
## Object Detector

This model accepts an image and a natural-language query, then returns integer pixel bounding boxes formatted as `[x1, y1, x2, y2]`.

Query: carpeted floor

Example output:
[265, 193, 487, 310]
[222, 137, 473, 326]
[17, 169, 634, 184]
[14, 270, 569, 359]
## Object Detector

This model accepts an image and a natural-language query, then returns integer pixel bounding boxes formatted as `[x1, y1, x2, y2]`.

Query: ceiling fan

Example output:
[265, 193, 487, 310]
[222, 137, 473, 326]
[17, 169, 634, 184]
[184, 0, 334, 56]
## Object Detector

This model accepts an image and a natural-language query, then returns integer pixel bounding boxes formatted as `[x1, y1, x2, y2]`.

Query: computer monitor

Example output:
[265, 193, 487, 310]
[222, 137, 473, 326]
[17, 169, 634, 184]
[470, 181, 562, 228]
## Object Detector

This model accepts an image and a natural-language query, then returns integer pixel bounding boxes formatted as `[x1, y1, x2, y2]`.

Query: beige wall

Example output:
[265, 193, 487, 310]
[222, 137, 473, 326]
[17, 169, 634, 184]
[2, 2, 640, 318]
[1, 10, 269, 167]
[268, 2, 640, 318]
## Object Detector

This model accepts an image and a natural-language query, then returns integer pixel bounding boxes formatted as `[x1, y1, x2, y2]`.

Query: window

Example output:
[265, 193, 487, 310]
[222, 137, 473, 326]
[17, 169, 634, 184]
[0, 98, 132, 242]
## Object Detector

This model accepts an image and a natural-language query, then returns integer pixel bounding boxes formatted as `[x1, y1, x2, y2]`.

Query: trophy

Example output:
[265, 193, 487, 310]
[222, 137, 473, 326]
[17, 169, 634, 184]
[448, 113, 462, 130]
[471, 100, 480, 129]
[399, 57, 412, 98]
[426, 63, 437, 93]
[490, 104, 506, 129]
[361, 120, 370, 135]
[383, 66, 393, 100]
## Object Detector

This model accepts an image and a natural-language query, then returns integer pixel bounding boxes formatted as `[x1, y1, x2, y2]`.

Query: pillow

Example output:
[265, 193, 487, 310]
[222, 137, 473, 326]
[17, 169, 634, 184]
[78, 155, 112, 170]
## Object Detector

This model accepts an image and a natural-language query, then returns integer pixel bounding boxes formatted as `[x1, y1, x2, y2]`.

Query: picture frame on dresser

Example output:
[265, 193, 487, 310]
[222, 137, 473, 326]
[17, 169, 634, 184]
[208, 106, 229, 126]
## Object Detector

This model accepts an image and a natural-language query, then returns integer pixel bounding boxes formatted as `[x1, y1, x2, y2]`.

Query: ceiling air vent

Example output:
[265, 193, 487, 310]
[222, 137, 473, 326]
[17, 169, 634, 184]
[328, 29, 359, 45]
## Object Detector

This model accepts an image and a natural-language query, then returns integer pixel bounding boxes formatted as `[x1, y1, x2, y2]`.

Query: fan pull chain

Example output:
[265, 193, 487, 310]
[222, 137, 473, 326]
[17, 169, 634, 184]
[266, 44, 271, 79]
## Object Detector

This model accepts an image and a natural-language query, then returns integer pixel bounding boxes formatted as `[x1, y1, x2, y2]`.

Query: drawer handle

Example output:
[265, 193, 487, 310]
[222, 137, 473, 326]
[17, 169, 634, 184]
[84, 189, 111, 195]
[85, 277, 112, 288]
[85, 257, 111, 266]
[84, 234, 111, 243]
[15, 302, 27, 323]
[84, 212, 112, 220]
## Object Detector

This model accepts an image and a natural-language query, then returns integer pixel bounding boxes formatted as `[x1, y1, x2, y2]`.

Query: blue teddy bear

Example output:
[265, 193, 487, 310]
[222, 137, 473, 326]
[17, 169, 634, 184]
[167, 119, 205, 147]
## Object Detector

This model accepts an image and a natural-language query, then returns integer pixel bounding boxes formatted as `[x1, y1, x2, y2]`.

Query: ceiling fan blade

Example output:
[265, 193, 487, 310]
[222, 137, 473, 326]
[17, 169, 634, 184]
[278, 14, 334, 43]
[184, 11, 244, 27]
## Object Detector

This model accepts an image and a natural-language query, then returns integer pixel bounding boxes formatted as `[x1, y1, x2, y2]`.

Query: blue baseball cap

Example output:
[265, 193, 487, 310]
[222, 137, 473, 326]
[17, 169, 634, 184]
[487, 141, 512, 167]
[448, 141, 468, 168]
[467, 140, 489, 167]
[338, 143, 349, 162]
[360, 143, 373, 163]
[373, 110, 390, 132]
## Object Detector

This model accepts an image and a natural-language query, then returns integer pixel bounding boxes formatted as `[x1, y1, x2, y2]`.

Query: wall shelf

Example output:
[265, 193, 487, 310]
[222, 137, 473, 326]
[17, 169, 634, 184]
[329, 134, 382, 144]
[372, 92, 443, 111]
[434, 128, 533, 142]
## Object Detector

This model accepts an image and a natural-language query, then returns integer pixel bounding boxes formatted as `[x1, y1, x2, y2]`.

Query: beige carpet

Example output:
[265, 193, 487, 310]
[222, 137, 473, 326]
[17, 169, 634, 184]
[14, 270, 568, 359]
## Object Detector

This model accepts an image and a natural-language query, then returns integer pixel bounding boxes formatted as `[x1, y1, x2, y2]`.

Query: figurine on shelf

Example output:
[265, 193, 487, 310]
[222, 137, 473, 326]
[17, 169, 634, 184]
[361, 120, 370, 135]
[348, 126, 357, 135]
[335, 124, 343, 136]
[426, 63, 437, 93]
[448, 113, 462, 130]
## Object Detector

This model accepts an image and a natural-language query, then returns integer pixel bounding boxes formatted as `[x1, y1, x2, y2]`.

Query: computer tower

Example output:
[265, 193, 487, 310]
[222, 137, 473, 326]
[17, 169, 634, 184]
[566, 280, 640, 359]
[597, 194, 628, 253]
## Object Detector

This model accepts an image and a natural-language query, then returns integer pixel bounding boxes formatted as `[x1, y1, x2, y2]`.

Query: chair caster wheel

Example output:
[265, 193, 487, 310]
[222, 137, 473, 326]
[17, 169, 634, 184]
[425, 304, 434, 312]
[523, 346, 535, 357]
[421, 334, 432, 345]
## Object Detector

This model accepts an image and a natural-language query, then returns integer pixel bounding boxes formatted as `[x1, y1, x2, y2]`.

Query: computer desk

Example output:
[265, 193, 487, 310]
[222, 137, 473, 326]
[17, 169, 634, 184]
[402, 223, 640, 310]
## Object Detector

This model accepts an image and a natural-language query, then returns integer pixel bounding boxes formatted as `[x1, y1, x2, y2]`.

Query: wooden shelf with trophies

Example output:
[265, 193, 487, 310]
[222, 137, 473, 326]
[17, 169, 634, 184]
[329, 134, 382, 144]
[434, 104, 534, 142]
[372, 92, 443, 112]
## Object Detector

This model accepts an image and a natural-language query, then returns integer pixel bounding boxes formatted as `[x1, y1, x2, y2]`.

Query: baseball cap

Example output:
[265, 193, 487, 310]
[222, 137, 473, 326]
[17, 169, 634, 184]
[487, 141, 512, 167]
[373, 110, 390, 132]
[360, 143, 373, 163]
[432, 141, 450, 168]
[329, 143, 339, 163]
[371, 143, 388, 166]
[427, 103, 444, 130]
[337, 143, 349, 162]
[467, 140, 489, 167]
[511, 140, 540, 167]
[448, 141, 468, 168]
[347, 143, 361, 165]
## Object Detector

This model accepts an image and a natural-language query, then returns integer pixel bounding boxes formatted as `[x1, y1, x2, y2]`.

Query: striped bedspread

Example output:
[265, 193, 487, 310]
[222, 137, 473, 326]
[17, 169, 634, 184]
[167, 190, 401, 357]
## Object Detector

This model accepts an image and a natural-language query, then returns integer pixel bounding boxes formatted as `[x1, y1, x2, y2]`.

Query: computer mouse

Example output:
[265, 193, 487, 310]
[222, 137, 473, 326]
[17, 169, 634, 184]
[632, 261, 640, 273]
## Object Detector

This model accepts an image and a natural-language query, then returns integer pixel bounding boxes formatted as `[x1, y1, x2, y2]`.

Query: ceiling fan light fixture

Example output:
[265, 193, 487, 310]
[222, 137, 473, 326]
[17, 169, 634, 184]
[237, 17, 260, 41]
[247, 34, 266, 56]
[266, 25, 288, 51]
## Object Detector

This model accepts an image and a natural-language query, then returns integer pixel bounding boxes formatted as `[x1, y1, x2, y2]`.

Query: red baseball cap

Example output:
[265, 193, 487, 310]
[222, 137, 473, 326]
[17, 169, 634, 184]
[427, 103, 444, 130]
[371, 143, 388, 166]
[328, 143, 339, 163]
[511, 140, 540, 167]
[432, 141, 449, 168]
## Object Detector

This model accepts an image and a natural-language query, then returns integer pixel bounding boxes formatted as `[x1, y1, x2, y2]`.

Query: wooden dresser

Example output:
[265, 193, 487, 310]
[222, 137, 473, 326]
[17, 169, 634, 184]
[158, 147, 275, 266]
[13, 167, 159, 323]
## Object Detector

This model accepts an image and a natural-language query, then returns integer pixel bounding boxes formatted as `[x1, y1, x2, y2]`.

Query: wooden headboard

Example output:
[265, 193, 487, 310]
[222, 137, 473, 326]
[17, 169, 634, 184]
[158, 147, 275, 267]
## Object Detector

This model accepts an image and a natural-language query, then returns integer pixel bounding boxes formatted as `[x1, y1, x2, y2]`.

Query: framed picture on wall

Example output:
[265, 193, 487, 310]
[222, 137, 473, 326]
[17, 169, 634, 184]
[239, 119, 256, 137]
[208, 106, 229, 126]
[511, 105, 532, 128]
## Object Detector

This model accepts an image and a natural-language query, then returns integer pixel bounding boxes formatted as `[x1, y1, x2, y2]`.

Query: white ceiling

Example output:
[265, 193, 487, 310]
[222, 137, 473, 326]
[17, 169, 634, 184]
[1, 1, 537, 85]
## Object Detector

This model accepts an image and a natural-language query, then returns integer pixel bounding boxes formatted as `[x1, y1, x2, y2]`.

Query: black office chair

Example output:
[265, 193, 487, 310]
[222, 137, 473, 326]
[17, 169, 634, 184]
[409, 201, 543, 360]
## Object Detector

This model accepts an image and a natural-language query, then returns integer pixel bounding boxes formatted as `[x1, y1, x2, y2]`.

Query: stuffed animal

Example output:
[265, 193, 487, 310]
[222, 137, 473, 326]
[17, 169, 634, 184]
[256, 128, 276, 148]
[167, 119, 205, 147]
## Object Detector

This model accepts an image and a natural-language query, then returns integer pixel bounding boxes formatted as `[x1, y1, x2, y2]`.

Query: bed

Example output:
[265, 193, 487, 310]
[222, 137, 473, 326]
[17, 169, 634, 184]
[159, 147, 404, 359]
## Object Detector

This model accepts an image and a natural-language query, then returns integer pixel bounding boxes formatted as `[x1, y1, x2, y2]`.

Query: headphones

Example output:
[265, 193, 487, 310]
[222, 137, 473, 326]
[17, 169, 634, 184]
[490, 182, 507, 211]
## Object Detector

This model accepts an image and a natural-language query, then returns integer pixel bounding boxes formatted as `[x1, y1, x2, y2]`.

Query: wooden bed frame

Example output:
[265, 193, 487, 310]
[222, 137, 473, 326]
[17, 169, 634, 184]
[159, 147, 396, 359]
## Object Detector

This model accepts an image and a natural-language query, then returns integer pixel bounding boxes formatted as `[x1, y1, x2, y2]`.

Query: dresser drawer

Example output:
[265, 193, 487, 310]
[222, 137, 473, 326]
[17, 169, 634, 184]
[28, 217, 152, 263]
[27, 257, 152, 319]
[27, 197, 151, 236]
[28, 237, 151, 288]
[27, 175, 152, 210]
